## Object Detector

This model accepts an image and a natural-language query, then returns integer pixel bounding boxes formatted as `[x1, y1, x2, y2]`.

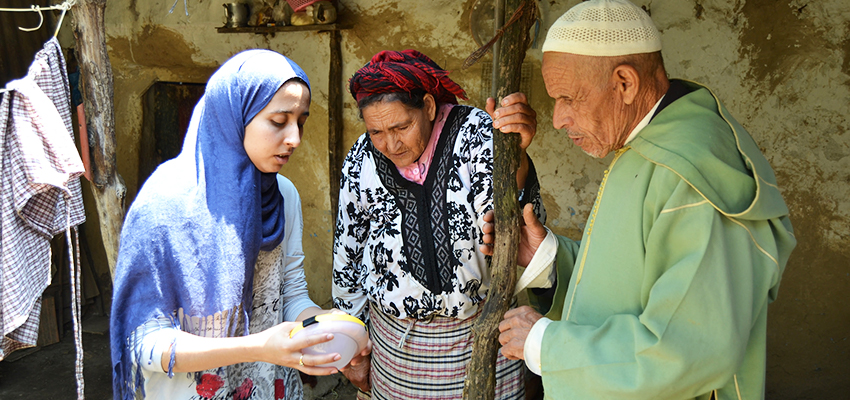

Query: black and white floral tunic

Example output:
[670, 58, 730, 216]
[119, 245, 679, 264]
[332, 105, 545, 322]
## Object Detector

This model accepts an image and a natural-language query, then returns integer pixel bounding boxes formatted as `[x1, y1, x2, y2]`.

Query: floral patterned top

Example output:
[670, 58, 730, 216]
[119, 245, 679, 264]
[332, 105, 545, 321]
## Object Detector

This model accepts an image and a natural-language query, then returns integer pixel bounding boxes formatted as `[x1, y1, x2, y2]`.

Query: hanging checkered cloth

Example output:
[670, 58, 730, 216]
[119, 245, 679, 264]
[0, 37, 86, 399]
[360, 303, 525, 400]
[348, 49, 469, 104]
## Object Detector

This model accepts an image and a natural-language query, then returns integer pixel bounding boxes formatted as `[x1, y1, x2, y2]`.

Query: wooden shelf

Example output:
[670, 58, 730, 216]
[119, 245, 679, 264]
[216, 23, 350, 34]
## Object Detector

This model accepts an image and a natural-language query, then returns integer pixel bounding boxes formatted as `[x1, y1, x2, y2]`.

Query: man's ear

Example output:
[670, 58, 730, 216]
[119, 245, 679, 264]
[423, 93, 437, 122]
[611, 64, 640, 105]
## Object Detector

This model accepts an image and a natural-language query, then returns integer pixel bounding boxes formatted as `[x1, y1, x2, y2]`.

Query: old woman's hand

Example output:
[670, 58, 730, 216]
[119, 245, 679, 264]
[341, 347, 372, 393]
[486, 92, 537, 150]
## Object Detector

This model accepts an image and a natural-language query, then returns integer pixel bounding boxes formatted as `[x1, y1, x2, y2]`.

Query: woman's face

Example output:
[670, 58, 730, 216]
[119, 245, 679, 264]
[244, 80, 310, 173]
[361, 93, 436, 168]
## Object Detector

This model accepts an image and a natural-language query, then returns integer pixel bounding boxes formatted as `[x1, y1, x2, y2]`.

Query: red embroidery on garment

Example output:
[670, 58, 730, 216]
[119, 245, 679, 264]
[233, 378, 254, 400]
[274, 379, 285, 399]
[196, 373, 224, 399]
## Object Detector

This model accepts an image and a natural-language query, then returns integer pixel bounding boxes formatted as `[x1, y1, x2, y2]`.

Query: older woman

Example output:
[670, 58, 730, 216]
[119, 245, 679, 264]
[332, 50, 546, 400]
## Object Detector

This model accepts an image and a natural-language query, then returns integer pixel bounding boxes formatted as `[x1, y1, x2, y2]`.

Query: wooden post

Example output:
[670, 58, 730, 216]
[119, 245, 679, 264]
[463, 1, 536, 399]
[328, 29, 344, 226]
[73, 0, 126, 279]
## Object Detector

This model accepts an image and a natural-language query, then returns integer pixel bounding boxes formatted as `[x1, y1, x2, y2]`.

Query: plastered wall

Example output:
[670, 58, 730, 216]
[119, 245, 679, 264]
[99, 0, 848, 397]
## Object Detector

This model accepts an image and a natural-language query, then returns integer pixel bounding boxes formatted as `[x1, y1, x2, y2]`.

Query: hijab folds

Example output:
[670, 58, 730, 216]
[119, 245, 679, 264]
[110, 49, 310, 399]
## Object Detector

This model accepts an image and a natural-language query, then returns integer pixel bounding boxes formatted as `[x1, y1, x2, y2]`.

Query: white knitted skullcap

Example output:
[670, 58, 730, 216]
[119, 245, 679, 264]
[542, 0, 662, 56]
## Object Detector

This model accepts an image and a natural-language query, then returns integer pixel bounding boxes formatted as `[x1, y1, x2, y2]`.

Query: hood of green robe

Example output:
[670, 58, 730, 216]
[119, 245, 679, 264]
[629, 80, 789, 221]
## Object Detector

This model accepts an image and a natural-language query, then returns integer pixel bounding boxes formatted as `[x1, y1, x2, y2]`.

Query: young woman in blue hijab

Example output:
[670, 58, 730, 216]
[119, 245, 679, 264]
[110, 49, 356, 400]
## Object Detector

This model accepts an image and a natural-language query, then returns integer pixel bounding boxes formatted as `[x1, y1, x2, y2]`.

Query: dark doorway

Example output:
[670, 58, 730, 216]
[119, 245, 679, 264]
[138, 81, 205, 189]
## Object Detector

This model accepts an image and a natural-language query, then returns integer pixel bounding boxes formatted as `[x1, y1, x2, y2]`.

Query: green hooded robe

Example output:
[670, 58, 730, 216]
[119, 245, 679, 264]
[538, 80, 796, 400]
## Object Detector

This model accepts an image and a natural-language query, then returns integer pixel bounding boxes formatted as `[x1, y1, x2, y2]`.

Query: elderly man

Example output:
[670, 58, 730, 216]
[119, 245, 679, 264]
[483, 0, 797, 399]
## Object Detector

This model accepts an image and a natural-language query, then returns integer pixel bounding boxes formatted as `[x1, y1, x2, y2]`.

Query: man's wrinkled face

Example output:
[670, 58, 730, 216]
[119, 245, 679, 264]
[542, 52, 625, 158]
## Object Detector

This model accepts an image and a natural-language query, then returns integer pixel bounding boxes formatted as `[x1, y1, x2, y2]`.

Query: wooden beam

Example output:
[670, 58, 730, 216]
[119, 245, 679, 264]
[328, 29, 344, 226]
[216, 23, 350, 34]
[73, 0, 126, 279]
[463, 1, 536, 399]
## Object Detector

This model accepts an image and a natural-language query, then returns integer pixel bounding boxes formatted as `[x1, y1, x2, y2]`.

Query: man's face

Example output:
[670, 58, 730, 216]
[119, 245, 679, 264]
[542, 52, 627, 158]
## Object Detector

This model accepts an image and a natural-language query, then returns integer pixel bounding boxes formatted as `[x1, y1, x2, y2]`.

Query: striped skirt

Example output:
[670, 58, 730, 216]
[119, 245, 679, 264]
[359, 303, 525, 400]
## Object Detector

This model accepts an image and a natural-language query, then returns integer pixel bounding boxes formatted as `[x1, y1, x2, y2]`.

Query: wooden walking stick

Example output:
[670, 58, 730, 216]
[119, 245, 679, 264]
[462, 0, 537, 399]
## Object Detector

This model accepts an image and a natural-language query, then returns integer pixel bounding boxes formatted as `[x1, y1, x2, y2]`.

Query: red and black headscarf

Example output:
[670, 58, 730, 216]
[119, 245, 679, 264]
[349, 49, 469, 105]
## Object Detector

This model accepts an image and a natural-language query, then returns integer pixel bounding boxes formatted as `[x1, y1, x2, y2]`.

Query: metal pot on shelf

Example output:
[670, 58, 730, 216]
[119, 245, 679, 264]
[223, 2, 249, 27]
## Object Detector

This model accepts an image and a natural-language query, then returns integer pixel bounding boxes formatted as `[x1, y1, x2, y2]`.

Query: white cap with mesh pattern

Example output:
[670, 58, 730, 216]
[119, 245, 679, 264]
[542, 0, 662, 57]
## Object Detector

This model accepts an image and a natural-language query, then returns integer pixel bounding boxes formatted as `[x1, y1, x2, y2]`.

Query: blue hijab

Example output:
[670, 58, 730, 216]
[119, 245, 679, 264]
[110, 49, 310, 399]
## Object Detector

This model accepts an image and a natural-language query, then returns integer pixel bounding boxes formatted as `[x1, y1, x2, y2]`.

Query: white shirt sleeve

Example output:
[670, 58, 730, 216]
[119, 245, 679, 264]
[131, 318, 180, 373]
[515, 229, 558, 375]
[523, 317, 553, 376]
[130, 319, 199, 398]
[514, 228, 557, 295]
[277, 174, 319, 321]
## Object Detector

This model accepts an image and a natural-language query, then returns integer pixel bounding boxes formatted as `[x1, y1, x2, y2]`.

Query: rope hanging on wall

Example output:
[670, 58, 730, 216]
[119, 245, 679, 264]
[0, 0, 77, 94]
[0, 0, 76, 34]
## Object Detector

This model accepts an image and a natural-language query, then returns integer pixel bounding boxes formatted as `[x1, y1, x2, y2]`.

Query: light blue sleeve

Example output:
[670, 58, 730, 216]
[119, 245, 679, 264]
[277, 174, 319, 322]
